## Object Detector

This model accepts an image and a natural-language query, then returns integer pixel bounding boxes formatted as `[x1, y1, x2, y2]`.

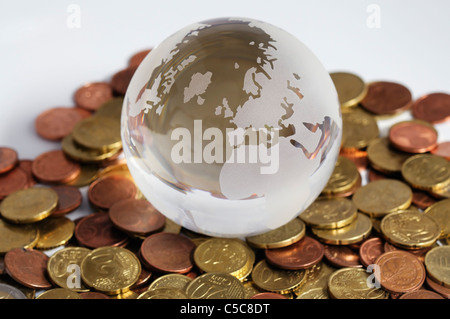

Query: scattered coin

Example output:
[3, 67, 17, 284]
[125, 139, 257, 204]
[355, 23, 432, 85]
[0, 187, 58, 224]
[375, 250, 426, 294]
[140, 232, 196, 274]
[34, 107, 85, 141]
[81, 246, 141, 295]
[4, 248, 53, 289]
[0, 147, 18, 174]
[411, 92, 450, 124]
[330, 71, 367, 108]
[74, 82, 114, 112]
[328, 268, 388, 299]
[389, 120, 438, 153]
[360, 81, 412, 115]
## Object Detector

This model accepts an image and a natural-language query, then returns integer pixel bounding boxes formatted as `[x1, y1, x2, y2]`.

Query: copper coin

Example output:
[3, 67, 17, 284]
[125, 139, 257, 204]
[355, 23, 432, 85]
[110, 67, 137, 95]
[412, 92, 450, 124]
[389, 121, 438, 153]
[128, 49, 151, 68]
[426, 276, 450, 299]
[109, 198, 166, 236]
[323, 245, 363, 268]
[79, 291, 111, 299]
[0, 166, 28, 200]
[383, 242, 430, 263]
[251, 292, 288, 299]
[50, 185, 82, 216]
[32, 150, 81, 184]
[74, 212, 129, 248]
[74, 82, 114, 111]
[411, 189, 437, 210]
[87, 175, 137, 210]
[399, 289, 444, 299]
[359, 237, 384, 267]
[265, 236, 324, 270]
[4, 248, 52, 289]
[140, 232, 196, 274]
[375, 250, 426, 294]
[17, 159, 37, 187]
[360, 81, 412, 115]
[431, 141, 450, 160]
[0, 147, 18, 174]
[34, 107, 84, 141]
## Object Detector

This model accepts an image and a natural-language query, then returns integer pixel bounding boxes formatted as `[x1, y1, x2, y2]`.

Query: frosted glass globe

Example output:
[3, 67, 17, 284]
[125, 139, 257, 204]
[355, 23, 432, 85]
[121, 17, 342, 237]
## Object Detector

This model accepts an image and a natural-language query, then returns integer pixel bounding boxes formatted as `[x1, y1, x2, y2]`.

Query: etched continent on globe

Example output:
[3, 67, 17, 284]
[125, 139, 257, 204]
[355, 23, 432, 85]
[122, 17, 342, 237]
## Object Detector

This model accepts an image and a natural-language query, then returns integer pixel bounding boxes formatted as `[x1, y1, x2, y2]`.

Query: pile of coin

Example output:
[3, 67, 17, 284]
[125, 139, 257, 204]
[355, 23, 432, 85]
[0, 52, 449, 299]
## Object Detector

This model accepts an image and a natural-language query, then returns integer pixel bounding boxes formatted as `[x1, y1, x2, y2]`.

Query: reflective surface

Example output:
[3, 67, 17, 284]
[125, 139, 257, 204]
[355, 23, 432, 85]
[122, 17, 341, 237]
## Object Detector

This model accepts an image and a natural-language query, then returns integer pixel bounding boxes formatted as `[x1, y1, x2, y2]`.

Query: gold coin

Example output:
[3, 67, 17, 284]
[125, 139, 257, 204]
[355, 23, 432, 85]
[110, 290, 138, 299]
[296, 287, 329, 299]
[328, 268, 389, 299]
[94, 97, 123, 122]
[424, 199, 450, 239]
[311, 213, 372, 245]
[430, 183, 450, 199]
[194, 238, 254, 281]
[299, 197, 358, 229]
[186, 272, 245, 299]
[293, 261, 336, 297]
[381, 210, 441, 249]
[47, 247, 91, 292]
[65, 164, 99, 187]
[252, 260, 306, 294]
[62, 133, 122, 163]
[352, 179, 412, 217]
[81, 246, 141, 295]
[401, 154, 450, 191]
[322, 156, 360, 196]
[36, 288, 81, 299]
[35, 216, 75, 250]
[330, 72, 367, 109]
[425, 246, 450, 288]
[243, 281, 264, 299]
[341, 107, 379, 151]
[137, 287, 188, 299]
[0, 219, 39, 254]
[367, 137, 411, 174]
[0, 187, 58, 224]
[72, 116, 122, 151]
[246, 218, 305, 249]
[147, 274, 192, 292]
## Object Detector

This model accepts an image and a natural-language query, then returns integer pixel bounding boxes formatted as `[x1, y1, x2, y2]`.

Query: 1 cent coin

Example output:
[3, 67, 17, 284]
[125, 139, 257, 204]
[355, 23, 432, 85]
[74, 212, 129, 248]
[140, 232, 196, 274]
[32, 150, 81, 184]
[0, 166, 28, 200]
[375, 250, 426, 294]
[74, 82, 114, 111]
[109, 198, 166, 236]
[0, 147, 18, 174]
[389, 120, 438, 153]
[88, 175, 138, 210]
[360, 81, 412, 115]
[411, 92, 450, 124]
[4, 248, 53, 289]
[358, 237, 384, 268]
[265, 236, 324, 270]
[50, 185, 82, 216]
[34, 107, 84, 141]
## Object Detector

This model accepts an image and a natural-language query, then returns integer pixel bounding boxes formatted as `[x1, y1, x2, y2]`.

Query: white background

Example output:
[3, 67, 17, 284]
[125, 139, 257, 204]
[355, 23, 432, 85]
[1, 1, 449, 224]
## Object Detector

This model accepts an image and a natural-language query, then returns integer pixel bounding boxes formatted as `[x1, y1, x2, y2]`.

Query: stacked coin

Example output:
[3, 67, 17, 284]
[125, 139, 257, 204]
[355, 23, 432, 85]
[0, 56, 449, 299]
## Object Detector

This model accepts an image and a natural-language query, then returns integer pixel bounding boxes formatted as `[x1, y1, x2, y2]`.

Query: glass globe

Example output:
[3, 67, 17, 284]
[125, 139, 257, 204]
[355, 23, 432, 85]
[121, 17, 342, 237]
